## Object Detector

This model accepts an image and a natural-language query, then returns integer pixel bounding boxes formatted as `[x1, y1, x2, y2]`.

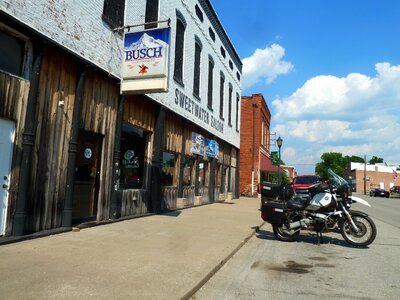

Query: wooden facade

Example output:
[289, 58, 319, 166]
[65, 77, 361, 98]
[0, 57, 240, 237]
[0, 1, 241, 238]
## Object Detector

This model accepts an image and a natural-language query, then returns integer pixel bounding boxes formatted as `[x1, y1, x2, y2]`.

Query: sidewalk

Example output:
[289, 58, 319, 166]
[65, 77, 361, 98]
[0, 197, 264, 300]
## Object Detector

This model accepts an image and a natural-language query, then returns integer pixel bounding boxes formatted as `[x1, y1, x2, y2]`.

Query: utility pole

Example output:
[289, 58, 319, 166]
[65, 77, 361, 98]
[364, 155, 367, 195]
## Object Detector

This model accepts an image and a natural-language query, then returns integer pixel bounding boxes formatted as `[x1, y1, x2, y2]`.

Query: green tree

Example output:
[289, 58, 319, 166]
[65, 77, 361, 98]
[315, 152, 346, 179]
[344, 155, 365, 164]
[269, 171, 290, 184]
[369, 156, 383, 164]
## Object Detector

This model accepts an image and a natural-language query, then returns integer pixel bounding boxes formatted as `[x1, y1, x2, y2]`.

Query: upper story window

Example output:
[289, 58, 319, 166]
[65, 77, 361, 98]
[229, 60, 233, 70]
[145, 0, 159, 29]
[195, 4, 204, 22]
[0, 30, 25, 77]
[220, 47, 226, 58]
[207, 56, 214, 111]
[236, 93, 240, 132]
[236, 72, 241, 81]
[102, 0, 125, 29]
[174, 12, 186, 85]
[193, 37, 202, 99]
[228, 84, 233, 126]
[209, 27, 216, 42]
[219, 72, 225, 120]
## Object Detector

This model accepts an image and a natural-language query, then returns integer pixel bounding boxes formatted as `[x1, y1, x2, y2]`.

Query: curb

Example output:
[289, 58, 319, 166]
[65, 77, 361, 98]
[180, 221, 266, 300]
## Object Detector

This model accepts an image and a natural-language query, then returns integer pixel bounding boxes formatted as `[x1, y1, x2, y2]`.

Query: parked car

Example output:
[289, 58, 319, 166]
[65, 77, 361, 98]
[290, 175, 322, 199]
[390, 186, 400, 193]
[369, 188, 390, 198]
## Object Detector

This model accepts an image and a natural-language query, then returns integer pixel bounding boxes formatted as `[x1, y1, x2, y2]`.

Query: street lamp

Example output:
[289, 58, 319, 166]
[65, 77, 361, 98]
[277, 136, 283, 184]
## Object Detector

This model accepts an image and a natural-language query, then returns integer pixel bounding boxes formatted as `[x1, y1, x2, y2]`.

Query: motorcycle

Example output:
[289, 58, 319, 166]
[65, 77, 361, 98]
[260, 169, 377, 247]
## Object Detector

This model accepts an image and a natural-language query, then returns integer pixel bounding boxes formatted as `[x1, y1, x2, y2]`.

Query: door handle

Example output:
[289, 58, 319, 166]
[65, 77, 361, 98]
[2, 184, 8, 189]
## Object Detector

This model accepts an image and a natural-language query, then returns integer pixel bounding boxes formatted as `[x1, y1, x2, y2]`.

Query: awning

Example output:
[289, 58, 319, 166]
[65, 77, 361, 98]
[260, 152, 279, 172]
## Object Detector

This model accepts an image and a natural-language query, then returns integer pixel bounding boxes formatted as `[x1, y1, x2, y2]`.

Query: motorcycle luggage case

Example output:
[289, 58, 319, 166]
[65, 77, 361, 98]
[259, 182, 285, 200]
[261, 200, 286, 224]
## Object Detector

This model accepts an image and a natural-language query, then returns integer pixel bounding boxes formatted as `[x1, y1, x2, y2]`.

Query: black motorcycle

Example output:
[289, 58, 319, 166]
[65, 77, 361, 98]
[260, 169, 377, 247]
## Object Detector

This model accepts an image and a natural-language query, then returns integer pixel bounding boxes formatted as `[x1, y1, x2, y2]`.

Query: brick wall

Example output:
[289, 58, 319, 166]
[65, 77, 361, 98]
[240, 94, 271, 195]
[351, 170, 399, 192]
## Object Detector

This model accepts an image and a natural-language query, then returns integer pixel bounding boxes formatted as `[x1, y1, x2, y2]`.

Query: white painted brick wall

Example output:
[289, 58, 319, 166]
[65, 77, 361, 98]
[1, 0, 123, 76]
[127, 0, 242, 147]
[1, 0, 241, 147]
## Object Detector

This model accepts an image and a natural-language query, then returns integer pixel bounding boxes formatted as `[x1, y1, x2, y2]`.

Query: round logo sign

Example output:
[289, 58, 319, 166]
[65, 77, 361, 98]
[124, 150, 135, 161]
[84, 148, 92, 159]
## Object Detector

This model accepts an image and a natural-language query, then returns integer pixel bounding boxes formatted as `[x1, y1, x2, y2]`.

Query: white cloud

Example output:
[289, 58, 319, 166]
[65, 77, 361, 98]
[275, 120, 352, 143]
[271, 62, 400, 174]
[272, 62, 400, 120]
[242, 44, 293, 89]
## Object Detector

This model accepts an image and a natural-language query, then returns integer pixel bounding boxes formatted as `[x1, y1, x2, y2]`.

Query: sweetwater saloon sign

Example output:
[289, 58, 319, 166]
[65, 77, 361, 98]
[121, 28, 170, 94]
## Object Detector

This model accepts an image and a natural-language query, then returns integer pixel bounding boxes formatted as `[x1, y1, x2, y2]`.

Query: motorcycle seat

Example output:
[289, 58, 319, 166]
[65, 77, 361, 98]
[287, 197, 309, 210]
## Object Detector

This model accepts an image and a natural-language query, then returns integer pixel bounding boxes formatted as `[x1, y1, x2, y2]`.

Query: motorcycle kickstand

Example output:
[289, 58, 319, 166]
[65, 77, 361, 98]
[316, 231, 323, 246]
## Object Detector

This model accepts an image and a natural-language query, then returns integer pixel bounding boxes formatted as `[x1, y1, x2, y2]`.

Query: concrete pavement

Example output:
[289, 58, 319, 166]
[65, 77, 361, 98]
[0, 197, 263, 300]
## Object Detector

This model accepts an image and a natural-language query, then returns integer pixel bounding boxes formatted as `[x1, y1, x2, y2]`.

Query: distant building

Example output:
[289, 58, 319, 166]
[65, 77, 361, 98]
[281, 165, 297, 181]
[345, 162, 399, 192]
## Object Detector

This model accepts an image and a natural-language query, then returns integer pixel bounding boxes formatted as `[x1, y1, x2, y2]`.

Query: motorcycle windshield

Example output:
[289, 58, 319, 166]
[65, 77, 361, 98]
[328, 169, 348, 188]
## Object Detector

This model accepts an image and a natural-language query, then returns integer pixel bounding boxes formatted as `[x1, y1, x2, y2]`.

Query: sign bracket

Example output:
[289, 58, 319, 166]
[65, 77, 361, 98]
[113, 19, 171, 33]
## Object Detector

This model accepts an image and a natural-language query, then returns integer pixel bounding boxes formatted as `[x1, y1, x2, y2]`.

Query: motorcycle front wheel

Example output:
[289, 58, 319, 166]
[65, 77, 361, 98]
[340, 215, 377, 247]
[272, 223, 300, 242]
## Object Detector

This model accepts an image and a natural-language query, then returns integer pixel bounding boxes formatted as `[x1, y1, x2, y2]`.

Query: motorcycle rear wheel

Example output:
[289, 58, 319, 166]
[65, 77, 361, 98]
[272, 223, 300, 242]
[340, 215, 376, 247]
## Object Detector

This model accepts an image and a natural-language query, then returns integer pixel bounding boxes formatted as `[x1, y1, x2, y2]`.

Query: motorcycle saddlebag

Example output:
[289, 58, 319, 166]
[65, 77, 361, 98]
[261, 200, 286, 224]
[259, 182, 285, 200]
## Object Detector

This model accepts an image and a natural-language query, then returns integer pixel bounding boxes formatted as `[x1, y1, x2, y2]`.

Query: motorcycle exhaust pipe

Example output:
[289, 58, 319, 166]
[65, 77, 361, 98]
[289, 218, 311, 229]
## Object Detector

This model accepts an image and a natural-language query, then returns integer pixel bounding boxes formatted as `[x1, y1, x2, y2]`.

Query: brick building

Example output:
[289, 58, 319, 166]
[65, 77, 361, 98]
[239, 94, 282, 196]
[345, 162, 399, 193]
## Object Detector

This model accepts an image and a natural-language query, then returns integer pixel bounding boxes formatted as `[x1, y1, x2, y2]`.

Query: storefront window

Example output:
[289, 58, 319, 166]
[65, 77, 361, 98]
[119, 124, 146, 189]
[161, 152, 176, 186]
[198, 160, 208, 186]
[183, 157, 194, 186]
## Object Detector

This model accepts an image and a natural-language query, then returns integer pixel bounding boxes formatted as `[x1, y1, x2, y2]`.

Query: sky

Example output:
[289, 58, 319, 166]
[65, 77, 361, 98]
[211, 0, 400, 174]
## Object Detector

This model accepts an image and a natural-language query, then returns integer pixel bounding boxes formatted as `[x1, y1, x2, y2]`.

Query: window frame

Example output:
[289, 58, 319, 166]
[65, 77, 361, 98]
[193, 36, 202, 100]
[102, 0, 126, 29]
[228, 83, 233, 127]
[235, 93, 240, 132]
[145, 0, 160, 29]
[173, 11, 187, 86]
[207, 56, 215, 111]
[219, 71, 225, 120]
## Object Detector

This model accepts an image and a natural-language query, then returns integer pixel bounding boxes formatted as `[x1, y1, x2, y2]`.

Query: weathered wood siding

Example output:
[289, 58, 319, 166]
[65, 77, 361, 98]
[81, 69, 119, 221]
[124, 95, 155, 132]
[119, 189, 150, 216]
[0, 71, 30, 235]
[164, 111, 182, 153]
[29, 48, 77, 232]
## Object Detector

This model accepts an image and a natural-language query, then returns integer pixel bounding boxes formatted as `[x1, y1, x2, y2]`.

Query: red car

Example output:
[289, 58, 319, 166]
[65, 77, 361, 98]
[291, 175, 322, 199]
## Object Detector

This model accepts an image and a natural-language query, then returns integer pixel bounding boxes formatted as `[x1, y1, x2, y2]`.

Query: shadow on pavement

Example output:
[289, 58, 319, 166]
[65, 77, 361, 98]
[160, 211, 182, 217]
[256, 228, 357, 248]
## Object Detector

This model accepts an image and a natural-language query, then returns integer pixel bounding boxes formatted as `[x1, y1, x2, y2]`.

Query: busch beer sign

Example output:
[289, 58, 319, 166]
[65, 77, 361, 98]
[121, 28, 170, 94]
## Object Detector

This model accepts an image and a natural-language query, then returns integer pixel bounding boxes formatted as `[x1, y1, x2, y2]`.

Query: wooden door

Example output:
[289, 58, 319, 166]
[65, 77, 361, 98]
[72, 130, 102, 223]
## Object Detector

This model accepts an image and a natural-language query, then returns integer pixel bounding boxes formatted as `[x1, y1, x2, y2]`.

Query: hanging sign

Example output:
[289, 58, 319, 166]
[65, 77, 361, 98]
[191, 132, 205, 155]
[205, 139, 219, 159]
[121, 27, 170, 94]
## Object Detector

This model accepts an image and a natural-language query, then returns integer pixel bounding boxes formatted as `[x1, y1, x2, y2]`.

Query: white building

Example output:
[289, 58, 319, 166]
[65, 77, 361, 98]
[0, 0, 242, 237]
